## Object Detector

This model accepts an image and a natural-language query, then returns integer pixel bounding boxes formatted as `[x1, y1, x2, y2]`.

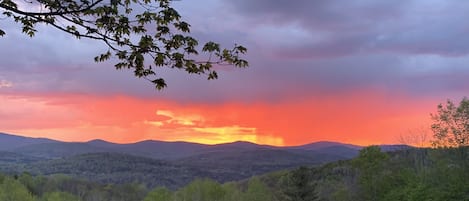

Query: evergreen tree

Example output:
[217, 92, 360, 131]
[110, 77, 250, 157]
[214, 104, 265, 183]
[281, 166, 319, 201]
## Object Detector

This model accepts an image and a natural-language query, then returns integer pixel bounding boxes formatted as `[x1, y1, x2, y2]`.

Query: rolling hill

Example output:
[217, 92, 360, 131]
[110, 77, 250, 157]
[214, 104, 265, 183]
[0, 132, 57, 150]
[0, 132, 411, 188]
[2, 132, 370, 161]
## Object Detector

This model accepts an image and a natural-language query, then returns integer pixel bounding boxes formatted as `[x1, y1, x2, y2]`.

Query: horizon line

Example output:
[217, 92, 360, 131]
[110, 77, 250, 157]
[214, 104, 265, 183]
[0, 131, 379, 147]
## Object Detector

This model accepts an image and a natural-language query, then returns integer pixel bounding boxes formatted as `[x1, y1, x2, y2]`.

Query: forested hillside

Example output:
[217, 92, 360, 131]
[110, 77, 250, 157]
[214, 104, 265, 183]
[0, 151, 322, 189]
[1, 146, 468, 201]
[0, 133, 372, 189]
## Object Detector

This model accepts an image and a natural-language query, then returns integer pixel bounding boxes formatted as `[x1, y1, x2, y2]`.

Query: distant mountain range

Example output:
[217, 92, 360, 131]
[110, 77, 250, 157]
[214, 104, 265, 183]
[0, 132, 366, 160]
[0, 132, 411, 188]
[0, 132, 58, 150]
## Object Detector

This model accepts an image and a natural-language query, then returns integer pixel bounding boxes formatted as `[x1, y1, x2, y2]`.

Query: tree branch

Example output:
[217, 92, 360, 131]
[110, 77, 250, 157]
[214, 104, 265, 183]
[0, 0, 104, 16]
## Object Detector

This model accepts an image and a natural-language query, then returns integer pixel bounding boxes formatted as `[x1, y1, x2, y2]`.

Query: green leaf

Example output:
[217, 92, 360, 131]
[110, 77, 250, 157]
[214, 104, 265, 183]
[0, 0, 248, 90]
[207, 71, 218, 80]
[202, 42, 220, 52]
[152, 78, 167, 90]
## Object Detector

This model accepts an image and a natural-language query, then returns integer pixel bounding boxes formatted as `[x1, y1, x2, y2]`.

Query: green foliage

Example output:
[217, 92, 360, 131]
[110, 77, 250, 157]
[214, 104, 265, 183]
[0, 177, 35, 201]
[1, 150, 333, 190]
[354, 146, 389, 168]
[109, 183, 147, 201]
[0, 0, 248, 89]
[41, 191, 81, 201]
[353, 146, 389, 201]
[1, 147, 469, 201]
[220, 183, 243, 201]
[431, 97, 469, 148]
[144, 187, 172, 201]
[330, 185, 352, 201]
[11, 152, 199, 190]
[280, 166, 318, 201]
[175, 178, 226, 201]
[242, 177, 272, 201]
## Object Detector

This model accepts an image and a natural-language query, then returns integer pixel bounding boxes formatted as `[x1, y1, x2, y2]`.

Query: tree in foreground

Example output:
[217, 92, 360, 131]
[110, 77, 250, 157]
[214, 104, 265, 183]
[0, 0, 248, 89]
[0, 177, 35, 201]
[431, 97, 469, 148]
[353, 146, 389, 201]
[281, 166, 319, 201]
[175, 178, 226, 201]
[243, 177, 272, 201]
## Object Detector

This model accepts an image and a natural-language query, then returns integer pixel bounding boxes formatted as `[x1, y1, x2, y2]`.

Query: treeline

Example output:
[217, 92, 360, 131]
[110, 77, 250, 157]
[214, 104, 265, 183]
[0, 172, 305, 201]
[0, 151, 321, 190]
[307, 146, 469, 201]
[1, 146, 468, 201]
[0, 173, 147, 201]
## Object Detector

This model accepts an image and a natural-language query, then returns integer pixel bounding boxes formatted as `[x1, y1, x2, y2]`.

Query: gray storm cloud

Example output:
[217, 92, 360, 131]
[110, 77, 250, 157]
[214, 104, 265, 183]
[1, 0, 468, 102]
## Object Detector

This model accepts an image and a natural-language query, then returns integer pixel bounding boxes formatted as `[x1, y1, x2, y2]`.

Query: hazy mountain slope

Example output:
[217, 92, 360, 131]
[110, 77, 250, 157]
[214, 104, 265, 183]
[13, 142, 109, 159]
[3, 132, 406, 162]
[175, 148, 325, 181]
[203, 141, 277, 152]
[11, 137, 210, 160]
[309, 145, 361, 159]
[0, 151, 44, 164]
[292, 141, 362, 150]
[97, 140, 210, 159]
[0, 132, 57, 150]
[379, 144, 413, 151]
[7, 133, 213, 160]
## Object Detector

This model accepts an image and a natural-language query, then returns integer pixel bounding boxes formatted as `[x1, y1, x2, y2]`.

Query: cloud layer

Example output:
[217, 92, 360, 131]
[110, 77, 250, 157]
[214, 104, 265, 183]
[1, 0, 468, 145]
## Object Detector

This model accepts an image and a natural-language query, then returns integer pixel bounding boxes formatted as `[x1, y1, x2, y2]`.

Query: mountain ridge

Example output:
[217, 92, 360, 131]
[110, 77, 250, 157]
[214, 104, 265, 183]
[0, 132, 413, 189]
[0, 132, 411, 159]
[1, 132, 370, 148]
[0, 132, 58, 150]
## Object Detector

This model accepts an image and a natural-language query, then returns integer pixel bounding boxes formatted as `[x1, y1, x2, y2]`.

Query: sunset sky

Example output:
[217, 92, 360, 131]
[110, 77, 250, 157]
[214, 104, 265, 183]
[1, 0, 469, 146]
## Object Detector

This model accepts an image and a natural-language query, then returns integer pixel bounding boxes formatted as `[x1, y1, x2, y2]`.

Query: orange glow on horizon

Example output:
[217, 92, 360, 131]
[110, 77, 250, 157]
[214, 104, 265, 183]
[0, 91, 438, 146]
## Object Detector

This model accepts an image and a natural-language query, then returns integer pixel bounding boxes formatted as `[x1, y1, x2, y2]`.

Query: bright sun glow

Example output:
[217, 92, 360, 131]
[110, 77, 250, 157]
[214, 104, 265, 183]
[193, 126, 284, 146]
